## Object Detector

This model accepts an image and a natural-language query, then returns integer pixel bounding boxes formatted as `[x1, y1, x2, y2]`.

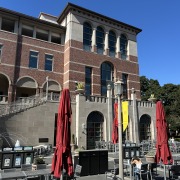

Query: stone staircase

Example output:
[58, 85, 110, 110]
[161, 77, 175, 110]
[0, 93, 47, 117]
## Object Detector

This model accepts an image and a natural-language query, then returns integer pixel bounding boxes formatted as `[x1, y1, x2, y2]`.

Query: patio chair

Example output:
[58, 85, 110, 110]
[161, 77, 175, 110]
[168, 165, 180, 180]
[73, 164, 82, 179]
[105, 159, 124, 180]
[136, 164, 152, 180]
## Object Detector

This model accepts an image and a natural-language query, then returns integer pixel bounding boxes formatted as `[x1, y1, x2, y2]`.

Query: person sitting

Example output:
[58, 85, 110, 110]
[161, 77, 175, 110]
[131, 156, 142, 180]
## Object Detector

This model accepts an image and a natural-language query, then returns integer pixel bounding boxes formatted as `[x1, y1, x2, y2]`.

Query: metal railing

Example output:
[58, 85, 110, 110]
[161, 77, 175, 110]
[0, 93, 47, 117]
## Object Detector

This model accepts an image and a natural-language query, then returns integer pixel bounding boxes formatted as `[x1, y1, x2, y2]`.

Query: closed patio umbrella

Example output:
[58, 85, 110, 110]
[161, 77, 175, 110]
[155, 101, 173, 179]
[112, 103, 118, 144]
[51, 89, 73, 178]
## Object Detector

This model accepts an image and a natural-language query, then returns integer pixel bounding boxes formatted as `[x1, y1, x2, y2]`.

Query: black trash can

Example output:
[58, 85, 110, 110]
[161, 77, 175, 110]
[13, 152, 24, 168]
[1, 148, 14, 169]
[23, 146, 34, 165]
[89, 151, 99, 175]
[99, 150, 108, 174]
[79, 151, 90, 176]
[123, 147, 130, 159]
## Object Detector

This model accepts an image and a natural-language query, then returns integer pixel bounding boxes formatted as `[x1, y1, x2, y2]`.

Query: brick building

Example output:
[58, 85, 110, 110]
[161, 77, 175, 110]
[0, 3, 156, 149]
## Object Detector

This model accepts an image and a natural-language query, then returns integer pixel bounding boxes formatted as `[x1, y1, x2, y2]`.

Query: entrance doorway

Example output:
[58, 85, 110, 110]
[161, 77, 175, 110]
[139, 114, 151, 142]
[87, 111, 104, 149]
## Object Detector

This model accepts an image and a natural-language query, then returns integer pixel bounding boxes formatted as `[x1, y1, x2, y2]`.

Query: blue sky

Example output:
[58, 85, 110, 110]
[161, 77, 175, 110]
[0, 0, 180, 86]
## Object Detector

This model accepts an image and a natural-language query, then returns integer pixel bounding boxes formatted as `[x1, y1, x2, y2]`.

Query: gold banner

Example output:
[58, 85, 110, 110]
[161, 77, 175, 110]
[122, 101, 128, 132]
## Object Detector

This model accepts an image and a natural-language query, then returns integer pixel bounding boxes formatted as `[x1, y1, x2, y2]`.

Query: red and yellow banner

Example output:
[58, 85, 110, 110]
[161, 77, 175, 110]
[122, 101, 128, 132]
[113, 101, 129, 132]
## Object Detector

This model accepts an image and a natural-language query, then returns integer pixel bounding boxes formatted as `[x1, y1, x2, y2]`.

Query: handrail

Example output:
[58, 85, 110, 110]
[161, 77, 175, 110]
[0, 93, 47, 117]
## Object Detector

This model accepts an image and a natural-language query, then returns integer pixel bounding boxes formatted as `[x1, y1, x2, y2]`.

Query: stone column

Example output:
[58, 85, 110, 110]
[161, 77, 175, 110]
[92, 28, 97, 52]
[107, 84, 113, 142]
[8, 84, 13, 103]
[76, 94, 80, 146]
[104, 32, 109, 55]
[33, 26, 36, 38]
[131, 88, 140, 143]
[116, 36, 121, 58]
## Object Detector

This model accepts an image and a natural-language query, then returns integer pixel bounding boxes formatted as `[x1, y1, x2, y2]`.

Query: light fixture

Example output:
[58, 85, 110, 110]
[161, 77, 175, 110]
[114, 79, 124, 180]
[82, 123, 86, 134]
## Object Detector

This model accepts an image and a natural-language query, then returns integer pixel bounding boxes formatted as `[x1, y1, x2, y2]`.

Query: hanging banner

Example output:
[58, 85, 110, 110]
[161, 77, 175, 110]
[122, 101, 129, 132]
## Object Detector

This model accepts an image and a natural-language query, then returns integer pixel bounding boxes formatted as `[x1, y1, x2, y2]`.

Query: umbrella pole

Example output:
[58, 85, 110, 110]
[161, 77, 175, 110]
[163, 165, 166, 180]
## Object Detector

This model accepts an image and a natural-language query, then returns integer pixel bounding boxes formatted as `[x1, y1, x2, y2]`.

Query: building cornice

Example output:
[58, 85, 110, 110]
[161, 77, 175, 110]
[57, 2, 142, 34]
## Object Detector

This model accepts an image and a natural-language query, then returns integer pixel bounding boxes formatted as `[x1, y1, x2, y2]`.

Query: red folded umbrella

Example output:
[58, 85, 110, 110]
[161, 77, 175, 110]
[155, 101, 173, 165]
[51, 89, 73, 178]
[112, 103, 118, 144]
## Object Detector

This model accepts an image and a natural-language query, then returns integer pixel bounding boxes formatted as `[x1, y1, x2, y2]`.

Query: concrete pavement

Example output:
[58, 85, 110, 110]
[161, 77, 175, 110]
[44, 152, 180, 180]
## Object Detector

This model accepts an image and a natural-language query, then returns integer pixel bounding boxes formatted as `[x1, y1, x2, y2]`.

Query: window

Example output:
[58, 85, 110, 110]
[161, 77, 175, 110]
[122, 74, 128, 99]
[85, 67, 92, 95]
[45, 54, 53, 71]
[120, 34, 128, 60]
[101, 62, 113, 96]
[109, 30, 116, 57]
[0, 45, 3, 63]
[96, 26, 105, 54]
[36, 28, 48, 41]
[87, 111, 104, 150]
[83, 22, 92, 51]
[51, 32, 61, 44]
[21, 24, 33, 37]
[29, 51, 38, 69]
[1, 18, 15, 33]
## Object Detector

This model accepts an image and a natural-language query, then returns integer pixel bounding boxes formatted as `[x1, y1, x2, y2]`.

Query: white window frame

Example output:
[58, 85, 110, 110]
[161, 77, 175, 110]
[45, 53, 53, 71]
[29, 50, 39, 69]
[0, 44, 3, 63]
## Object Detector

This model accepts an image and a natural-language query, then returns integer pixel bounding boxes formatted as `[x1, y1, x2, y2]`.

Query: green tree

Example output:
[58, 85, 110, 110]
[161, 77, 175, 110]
[140, 76, 180, 132]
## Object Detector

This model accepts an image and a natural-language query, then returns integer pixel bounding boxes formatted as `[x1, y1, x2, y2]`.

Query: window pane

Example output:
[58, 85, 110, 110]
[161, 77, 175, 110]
[45, 54, 53, 71]
[83, 22, 92, 51]
[120, 34, 128, 60]
[29, 51, 38, 68]
[85, 67, 92, 95]
[1, 18, 15, 32]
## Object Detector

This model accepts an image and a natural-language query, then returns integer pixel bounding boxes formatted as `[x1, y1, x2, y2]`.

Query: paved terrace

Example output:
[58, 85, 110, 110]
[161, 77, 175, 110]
[44, 152, 180, 180]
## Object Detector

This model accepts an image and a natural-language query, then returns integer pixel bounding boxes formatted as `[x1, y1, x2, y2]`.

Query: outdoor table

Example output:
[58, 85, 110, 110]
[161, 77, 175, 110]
[24, 169, 51, 180]
[173, 156, 180, 165]
[0, 171, 26, 180]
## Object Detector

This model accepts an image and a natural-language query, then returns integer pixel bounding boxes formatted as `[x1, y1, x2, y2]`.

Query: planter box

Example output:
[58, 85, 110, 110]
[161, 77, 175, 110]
[32, 164, 47, 170]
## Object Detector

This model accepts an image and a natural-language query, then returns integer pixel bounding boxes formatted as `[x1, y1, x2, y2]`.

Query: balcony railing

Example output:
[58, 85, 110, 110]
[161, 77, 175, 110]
[0, 93, 47, 117]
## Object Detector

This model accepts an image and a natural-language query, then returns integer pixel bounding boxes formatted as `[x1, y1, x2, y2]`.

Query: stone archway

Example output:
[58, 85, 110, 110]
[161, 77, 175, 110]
[43, 80, 61, 101]
[86, 111, 104, 150]
[0, 73, 10, 103]
[139, 114, 151, 142]
[16, 77, 37, 99]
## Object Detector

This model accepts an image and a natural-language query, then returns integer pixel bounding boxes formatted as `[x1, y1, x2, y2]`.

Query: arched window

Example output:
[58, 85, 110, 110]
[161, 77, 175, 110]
[96, 26, 105, 54]
[120, 34, 128, 60]
[109, 30, 116, 57]
[101, 62, 113, 96]
[83, 22, 92, 51]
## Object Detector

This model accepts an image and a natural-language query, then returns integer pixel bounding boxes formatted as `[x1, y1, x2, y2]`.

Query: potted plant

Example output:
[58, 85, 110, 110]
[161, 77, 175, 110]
[148, 94, 157, 103]
[75, 82, 85, 94]
[32, 156, 46, 170]
[145, 149, 156, 163]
